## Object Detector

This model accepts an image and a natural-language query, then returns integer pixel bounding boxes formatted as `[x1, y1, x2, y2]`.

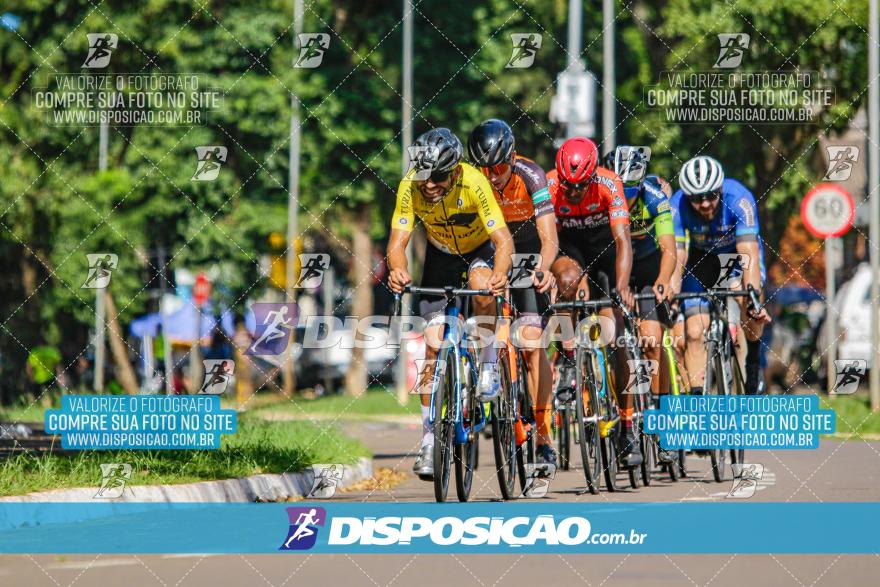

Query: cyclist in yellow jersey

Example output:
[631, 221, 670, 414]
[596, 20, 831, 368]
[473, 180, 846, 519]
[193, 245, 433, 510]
[387, 128, 514, 479]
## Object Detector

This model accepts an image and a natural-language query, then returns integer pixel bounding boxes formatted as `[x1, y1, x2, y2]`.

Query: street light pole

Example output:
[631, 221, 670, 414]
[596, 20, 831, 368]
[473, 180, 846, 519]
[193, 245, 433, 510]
[869, 0, 880, 411]
[284, 0, 304, 396]
[93, 119, 108, 392]
[396, 0, 414, 405]
[602, 0, 616, 151]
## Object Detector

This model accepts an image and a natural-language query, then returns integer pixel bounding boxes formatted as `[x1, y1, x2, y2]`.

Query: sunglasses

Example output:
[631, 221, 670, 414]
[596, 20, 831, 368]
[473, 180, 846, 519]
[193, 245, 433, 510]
[426, 169, 452, 183]
[560, 178, 591, 191]
[480, 162, 512, 177]
[686, 190, 721, 203]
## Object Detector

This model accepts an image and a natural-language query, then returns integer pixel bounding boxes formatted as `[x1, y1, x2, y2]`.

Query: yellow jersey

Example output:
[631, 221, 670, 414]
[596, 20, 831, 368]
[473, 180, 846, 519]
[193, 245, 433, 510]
[391, 163, 507, 255]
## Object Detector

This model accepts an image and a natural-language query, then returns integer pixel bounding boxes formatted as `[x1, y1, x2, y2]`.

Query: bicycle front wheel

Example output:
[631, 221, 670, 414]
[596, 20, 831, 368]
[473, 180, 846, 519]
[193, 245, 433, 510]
[575, 349, 602, 494]
[492, 353, 518, 500]
[707, 346, 728, 483]
[433, 348, 455, 502]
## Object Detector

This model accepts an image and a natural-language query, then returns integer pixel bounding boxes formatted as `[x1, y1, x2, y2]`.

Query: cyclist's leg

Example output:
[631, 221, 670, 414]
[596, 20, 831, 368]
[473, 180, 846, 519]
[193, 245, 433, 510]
[672, 313, 689, 391]
[630, 249, 666, 397]
[739, 258, 767, 394]
[681, 247, 721, 394]
[414, 244, 469, 472]
[509, 234, 555, 453]
[466, 240, 503, 400]
[550, 244, 588, 391]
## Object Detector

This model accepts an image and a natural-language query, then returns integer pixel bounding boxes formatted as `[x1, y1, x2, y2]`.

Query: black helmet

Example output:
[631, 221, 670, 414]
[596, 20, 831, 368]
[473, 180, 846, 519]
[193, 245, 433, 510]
[468, 119, 515, 167]
[411, 128, 464, 175]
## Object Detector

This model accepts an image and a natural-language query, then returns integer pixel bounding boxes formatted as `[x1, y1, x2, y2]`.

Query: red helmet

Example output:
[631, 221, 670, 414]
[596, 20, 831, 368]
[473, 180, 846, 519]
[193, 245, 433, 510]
[555, 137, 599, 185]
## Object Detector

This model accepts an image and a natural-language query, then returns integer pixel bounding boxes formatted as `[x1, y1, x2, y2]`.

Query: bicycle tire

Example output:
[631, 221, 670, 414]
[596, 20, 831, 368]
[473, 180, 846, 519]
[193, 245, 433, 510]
[707, 347, 728, 483]
[575, 347, 601, 494]
[515, 352, 535, 494]
[433, 347, 455, 502]
[600, 352, 619, 493]
[492, 354, 518, 500]
[729, 353, 746, 471]
[640, 394, 656, 487]
[559, 407, 571, 470]
[454, 355, 478, 502]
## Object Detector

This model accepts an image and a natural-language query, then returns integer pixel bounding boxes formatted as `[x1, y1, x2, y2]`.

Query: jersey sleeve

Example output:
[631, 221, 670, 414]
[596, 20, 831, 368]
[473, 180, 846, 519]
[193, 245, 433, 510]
[472, 171, 507, 235]
[670, 190, 688, 247]
[515, 158, 553, 217]
[728, 180, 760, 242]
[606, 176, 630, 227]
[390, 176, 415, 233]
[643, 176, 674, 238]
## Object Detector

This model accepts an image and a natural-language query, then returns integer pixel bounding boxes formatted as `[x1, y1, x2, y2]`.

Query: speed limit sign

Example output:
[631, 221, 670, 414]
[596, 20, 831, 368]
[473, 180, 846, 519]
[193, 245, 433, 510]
[801, 184, 855, 239]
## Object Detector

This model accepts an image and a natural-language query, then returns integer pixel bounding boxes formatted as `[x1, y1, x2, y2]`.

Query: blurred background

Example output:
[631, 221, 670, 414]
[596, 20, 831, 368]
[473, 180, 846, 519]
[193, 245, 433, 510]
[0, 0, 872, 404]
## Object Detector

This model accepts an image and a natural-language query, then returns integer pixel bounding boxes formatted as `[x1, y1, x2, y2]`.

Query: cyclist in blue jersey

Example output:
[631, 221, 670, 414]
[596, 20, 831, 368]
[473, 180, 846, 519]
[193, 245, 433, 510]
[671, 156, 771, 397]
[606, 146, 679, 463]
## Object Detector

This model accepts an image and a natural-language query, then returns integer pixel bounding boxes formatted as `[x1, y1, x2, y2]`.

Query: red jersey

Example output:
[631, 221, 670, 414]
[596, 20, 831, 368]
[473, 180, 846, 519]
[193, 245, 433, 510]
[547, 166, 628, 247]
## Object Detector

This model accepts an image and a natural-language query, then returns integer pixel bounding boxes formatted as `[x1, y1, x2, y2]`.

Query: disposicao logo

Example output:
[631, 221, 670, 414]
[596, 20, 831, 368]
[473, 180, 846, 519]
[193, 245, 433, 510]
[280, 506, 327, 551]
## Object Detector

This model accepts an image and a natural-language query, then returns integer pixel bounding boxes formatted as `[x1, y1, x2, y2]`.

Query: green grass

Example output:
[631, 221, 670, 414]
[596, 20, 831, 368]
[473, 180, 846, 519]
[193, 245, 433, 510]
[253, 388, 422, 418]
[0, 414, 369, 497]
[821, 393, 880, 437]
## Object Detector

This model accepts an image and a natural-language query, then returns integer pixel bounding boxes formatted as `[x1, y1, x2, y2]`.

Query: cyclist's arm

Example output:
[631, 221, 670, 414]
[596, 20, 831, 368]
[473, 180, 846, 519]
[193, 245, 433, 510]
[731, 184, 762, 293]
[489, 226, 515, 277]
[645, 177, 677, 290]
[518, 159, 558, 272]
[387, 182, 416, 292]
[608, 180, 632, 296]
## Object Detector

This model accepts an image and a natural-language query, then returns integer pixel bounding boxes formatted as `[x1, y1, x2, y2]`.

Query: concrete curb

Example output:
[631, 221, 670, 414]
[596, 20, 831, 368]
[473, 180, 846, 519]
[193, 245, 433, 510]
[0, 458, 372, 528]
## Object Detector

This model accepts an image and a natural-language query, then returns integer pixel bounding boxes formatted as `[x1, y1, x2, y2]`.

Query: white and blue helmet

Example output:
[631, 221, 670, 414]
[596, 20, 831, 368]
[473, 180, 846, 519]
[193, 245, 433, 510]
[679, 155, 724, 195]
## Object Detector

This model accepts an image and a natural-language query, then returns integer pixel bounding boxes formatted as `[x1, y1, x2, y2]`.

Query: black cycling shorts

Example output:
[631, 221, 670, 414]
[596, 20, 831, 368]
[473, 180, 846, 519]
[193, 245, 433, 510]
[557, 235, 617, 301]
[508, 226, 548, 325]
[418, 240, 494, 320]
[630, 248, 670, 323]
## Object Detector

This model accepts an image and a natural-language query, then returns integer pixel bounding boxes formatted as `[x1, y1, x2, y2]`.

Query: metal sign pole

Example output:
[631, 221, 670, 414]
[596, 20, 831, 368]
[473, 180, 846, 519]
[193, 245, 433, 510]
[826, 237, 837, 394]
[869, 0, 880, 411]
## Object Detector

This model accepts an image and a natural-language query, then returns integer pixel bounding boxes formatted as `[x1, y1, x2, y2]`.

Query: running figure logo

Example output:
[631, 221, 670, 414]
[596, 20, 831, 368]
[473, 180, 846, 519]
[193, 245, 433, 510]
[247, 303, 296, 356]
[727, 463, 764, 498]
[509, 254, 542, 289]
[506, 33, 542, 68]
[82, 33, 118, 69]
[831, 359, 866, 395]
[715, 253, 751, 288]
[824, 146, 860, 181]
[713, 33, 750, 69]
[280, 506, 327, 551]
[81, 253, 118, 289]
[406, 145, 441, 180]
[410, 359, 447, 395]
[307, 464, 345, 498]
[94, 463, 132, 499]
[295, 33, 330, 68]
[296, 253, 330, 289]
[521, 468, 555, 498]
[198, 359, 235, 394]
[616, 146, 652, 183]
[192, 146, 228, 181]
[623, 359, 658, 395]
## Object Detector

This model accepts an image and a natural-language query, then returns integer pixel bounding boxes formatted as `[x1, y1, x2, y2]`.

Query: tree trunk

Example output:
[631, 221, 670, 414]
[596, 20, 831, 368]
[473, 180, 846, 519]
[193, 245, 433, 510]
[344, 205, 373, 397]
[104, 290, 139, 394]
[233, 320, 254, 405]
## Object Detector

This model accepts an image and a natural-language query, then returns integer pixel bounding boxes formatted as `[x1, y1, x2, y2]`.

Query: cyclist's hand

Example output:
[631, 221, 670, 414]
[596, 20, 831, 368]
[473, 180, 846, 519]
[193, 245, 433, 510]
[617, 284, 634, 309]
[488, 270, 508, 295]
[652, 280, 671, 302]
[388, 269, 412, 293]
[533, 270, 555, 294]
[747, 304, 772, 323]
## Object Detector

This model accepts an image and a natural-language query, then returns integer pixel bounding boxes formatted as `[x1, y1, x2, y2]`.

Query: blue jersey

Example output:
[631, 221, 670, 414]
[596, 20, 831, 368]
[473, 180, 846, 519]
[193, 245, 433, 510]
[671, 178, 761, 255]
[624, 175, 673, 260]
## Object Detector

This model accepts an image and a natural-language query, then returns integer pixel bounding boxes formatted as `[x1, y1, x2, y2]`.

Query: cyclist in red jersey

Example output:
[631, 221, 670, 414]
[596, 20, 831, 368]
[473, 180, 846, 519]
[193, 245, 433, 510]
[547, 137, 642, 467]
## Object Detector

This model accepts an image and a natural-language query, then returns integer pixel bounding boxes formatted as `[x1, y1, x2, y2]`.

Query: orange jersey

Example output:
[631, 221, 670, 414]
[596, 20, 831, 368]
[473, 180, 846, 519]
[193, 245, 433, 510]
[547, 166, 628, 246]
[481, 156, 554, 223]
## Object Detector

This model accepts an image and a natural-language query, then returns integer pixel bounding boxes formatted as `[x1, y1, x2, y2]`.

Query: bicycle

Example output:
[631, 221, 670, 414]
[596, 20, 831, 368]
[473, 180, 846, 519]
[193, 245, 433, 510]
[549, 293, 622, 493]
[672, 285, 758, 482]
[392, 285, 498, 502]
[496, 271, 554, 499]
